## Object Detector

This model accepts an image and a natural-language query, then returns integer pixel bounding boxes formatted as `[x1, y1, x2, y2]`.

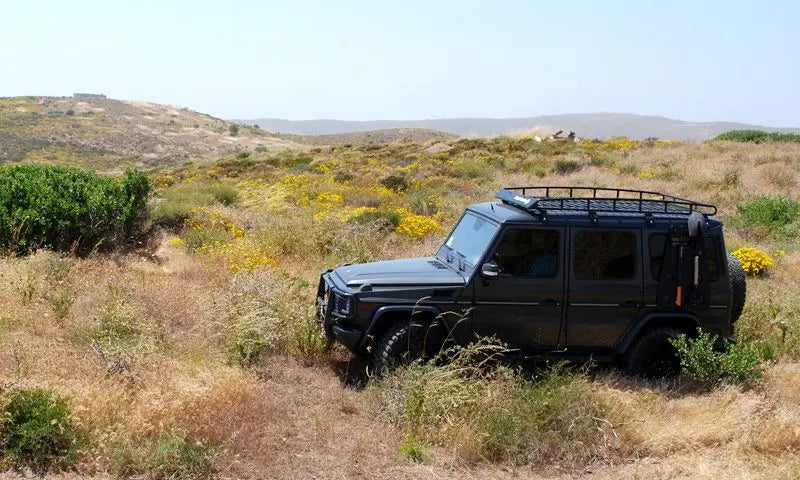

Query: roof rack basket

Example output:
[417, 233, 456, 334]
[496, 186, 717, 216]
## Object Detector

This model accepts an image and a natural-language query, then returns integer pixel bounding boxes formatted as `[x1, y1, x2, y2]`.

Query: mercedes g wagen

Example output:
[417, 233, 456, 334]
[317, 186, 746, 376]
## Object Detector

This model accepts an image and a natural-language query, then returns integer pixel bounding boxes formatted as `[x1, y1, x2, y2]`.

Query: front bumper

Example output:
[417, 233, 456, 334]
[316, 272, 363, 351]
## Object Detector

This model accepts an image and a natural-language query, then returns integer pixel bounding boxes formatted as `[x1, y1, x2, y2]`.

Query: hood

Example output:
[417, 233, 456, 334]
[333, 257, 466, 289]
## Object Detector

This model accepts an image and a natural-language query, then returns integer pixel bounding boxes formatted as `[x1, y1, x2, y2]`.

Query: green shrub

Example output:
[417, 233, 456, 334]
[380, 173, 410, 193]
[714, 130, 800, 143]
[737, 196, 800, 236]
[348, 209, 401, 231]
[228, 123, 239, 137]
[111, 432, 217, 480]
[671, 330, 763, 383]
[182, 227, 231, 252]
[0, 165, 151, 255]
[147, 432, 217, 480]
[589, 155, 616, 168]
[291, 314, 330, 362]
[370, 341, 611, 464]
[0, 389, 81, 472]
[153, 182, 239, 226]
[554, 159, 582, 174]
[398, 436, 427, 462]
[49, 291, 73, 319]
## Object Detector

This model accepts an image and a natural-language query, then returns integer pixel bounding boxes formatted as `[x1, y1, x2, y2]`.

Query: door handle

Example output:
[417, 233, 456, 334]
[623, 300, 641, 308]
[543, 299, 561, 307]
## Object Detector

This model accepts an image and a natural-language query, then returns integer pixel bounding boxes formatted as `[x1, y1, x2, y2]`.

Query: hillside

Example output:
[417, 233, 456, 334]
[240, 113, 800, 141]
[280, 127, 455, 145]
[0, 96, 303, 170]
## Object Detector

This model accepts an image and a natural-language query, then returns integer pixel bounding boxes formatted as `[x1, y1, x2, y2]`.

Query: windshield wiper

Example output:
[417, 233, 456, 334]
[456, 251, 467, 272]
[441, 243, 455, 264]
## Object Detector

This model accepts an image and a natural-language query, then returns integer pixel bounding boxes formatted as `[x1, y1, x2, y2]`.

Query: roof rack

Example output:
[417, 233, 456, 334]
[496, 186, 717, 216]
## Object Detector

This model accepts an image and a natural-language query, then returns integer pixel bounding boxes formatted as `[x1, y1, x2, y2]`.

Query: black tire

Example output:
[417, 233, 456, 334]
[372, 320, 439, 376]
[727, 252, 747, 324]
[625, 327, 683, 378]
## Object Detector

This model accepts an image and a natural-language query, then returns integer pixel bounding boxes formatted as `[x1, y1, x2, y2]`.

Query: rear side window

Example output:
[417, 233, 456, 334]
[573, 230, 637, 279]
[649, 233, 719, 281]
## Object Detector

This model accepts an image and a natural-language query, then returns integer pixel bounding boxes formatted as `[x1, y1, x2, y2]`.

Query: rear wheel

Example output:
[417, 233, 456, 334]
[625, 327, 683, 378]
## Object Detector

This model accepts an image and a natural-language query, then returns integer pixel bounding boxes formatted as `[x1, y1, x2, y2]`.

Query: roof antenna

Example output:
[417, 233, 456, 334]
[491, 203, 495, 211]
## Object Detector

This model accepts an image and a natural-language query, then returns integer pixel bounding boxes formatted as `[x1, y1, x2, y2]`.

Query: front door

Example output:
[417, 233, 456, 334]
[565, 227, 644, 348]
[472, 226, 566, 349]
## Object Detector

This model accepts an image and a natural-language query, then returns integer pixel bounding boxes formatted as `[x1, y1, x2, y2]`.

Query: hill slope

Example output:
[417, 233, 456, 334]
[0, 96, 302, 170]
[239, 113, 800, 141]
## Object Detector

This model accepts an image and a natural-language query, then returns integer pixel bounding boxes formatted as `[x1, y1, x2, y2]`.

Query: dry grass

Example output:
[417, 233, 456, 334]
[1, 139, 800, 478]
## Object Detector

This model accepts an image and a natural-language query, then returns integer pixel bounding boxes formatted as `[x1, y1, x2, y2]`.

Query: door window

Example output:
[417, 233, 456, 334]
[573, 230, 637, 279]
[492, 229, 559, 277]
[648, 233, 719, 281]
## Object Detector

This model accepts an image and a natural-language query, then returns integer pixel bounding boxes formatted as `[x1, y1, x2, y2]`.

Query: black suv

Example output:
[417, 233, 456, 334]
[317, 186, 746, 376]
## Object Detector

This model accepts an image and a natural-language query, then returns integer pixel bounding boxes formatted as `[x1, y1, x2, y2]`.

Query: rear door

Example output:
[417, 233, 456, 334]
[565, 227, 644, 348]
[472, 225, 566, 349]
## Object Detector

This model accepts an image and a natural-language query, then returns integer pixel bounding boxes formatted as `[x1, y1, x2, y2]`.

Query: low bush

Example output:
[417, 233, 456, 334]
[380, 173, 410, 193]
[369, 341, 614, 464]
[0, 165, 151, 255]
[671, 330, 763, 384]
[737, 196, 800, 236]
[111, 431, 217, 479]
[731, 247, 775, 276]
[152, 182, 238, 226]
[554, 159, 582, 174]
[348, 209, 401, 231]
[714, 130, 800, 143]
[0, 389, 81, 472]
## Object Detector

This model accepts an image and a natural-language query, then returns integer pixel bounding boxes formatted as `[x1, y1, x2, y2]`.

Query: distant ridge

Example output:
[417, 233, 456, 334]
[237, 113, 800, 141]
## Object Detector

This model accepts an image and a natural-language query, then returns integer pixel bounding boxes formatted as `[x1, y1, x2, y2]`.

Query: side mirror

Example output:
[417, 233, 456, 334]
[481, 261, 500, 278]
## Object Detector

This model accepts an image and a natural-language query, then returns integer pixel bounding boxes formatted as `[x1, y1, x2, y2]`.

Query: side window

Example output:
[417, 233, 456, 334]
[493, 229, 559, 277]
[573, 230, 637, 279]
[649, 233, 719, 281]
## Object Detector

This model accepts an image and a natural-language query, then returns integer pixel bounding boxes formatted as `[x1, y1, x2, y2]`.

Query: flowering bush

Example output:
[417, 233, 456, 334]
[396, 211, 443, 239]
[732, 247, 775, 276]
[185, 207, 244, 238]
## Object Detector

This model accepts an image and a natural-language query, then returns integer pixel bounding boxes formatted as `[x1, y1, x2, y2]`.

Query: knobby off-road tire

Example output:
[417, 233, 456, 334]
[372, 320, 436, 377]
[727, 252, 747, 324]
[625, 327, 683, 378]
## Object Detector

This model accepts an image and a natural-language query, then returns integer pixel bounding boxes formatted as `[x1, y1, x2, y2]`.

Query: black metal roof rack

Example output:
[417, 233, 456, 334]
[496, 186, 717, 216]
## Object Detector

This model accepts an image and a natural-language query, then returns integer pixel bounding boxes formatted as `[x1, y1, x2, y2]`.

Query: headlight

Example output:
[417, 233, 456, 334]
[333, 292, 354, 316]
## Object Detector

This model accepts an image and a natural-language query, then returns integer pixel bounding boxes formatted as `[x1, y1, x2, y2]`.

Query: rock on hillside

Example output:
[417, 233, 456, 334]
[0, 96, 302, 170]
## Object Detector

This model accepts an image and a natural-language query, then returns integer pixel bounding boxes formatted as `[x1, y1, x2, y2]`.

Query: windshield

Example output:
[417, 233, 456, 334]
[439, 213, 499, 267]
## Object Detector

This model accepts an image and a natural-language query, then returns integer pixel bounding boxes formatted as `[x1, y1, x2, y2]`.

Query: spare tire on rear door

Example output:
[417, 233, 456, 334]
[727, 252, 746, 323]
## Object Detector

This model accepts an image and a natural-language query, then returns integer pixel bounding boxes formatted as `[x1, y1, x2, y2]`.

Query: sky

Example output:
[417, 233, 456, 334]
[2, 0, 799, 126]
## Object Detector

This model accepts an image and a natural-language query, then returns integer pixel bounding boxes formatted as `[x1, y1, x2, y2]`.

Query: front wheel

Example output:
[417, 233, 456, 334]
[372, 321, 425, 376]
[624, 327, 682, 378]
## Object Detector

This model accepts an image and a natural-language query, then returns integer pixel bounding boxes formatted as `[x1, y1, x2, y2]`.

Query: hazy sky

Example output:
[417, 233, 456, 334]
[2, 1, 798, 125]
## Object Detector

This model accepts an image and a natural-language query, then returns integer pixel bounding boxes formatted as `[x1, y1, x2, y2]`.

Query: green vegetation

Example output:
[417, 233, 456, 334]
[348, 209, 402, 231]
[714, 129, 800, 143]
[0, 389, 81, 473]
[737, 196, 800, 236]
[112, 431, 217, 479]
[398, 436, 427, 462]
[370, 343, 611, 464]
[0, 165, 151, 255]
[671, 331, 763, 384]
[228, 123, 239, 137]
[152, 181, 238, 226]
